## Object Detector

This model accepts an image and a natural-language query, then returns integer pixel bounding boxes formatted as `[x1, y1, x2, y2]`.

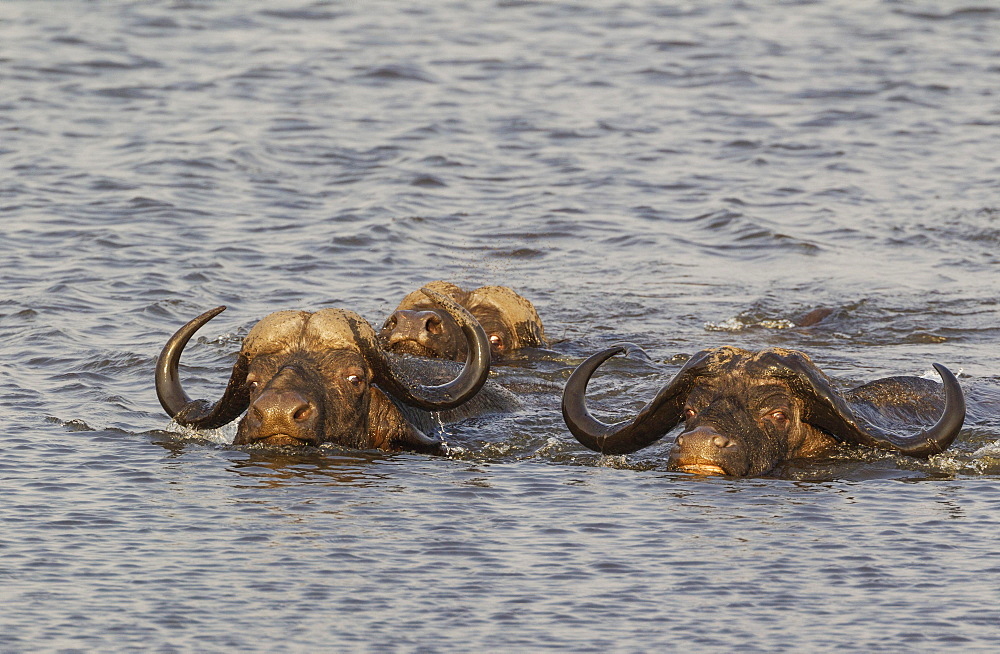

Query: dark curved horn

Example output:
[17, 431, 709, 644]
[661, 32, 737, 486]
[561, 344, 710, 455]
[392, 426, 450, 456]
[355, 287, 490, 411]
[155, 306, 251, 429]
[771, 353, 965, 458]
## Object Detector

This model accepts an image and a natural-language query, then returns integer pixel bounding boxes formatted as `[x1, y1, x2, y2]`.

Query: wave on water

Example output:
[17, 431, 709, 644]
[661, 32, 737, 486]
[163, 419, 235, 446]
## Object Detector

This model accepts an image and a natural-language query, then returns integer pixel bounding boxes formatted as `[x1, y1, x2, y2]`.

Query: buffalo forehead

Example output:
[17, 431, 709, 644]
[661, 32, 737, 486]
[395, 280, 466, 311]
[468, 286, 545, 343]
[242, 308, 373, 356]
[243, 310, 313, 357]
[469, 286, 540, 323]
[691, 347, 825, 408]
[701, 346, 818, 376]
[305, 309, 372, 352]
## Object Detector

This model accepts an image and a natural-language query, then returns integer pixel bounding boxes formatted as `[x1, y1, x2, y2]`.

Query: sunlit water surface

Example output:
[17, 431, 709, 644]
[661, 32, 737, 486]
[2, 1, 999, 651]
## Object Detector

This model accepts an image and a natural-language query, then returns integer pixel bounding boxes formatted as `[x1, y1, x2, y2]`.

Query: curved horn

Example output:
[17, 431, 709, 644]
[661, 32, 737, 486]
[155, 306, 251, 429]
[770, 353, 965, 458]
[355, 287, 491, 411]
[561, 344, 709, 455]
[392, 426, 450, 456]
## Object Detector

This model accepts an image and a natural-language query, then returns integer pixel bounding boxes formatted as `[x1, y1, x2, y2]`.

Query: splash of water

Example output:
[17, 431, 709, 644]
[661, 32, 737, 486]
[704, 317, 797, 332]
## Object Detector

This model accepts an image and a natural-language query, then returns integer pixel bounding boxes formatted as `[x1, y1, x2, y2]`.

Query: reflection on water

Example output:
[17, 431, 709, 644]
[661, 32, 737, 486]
[226, 449, 397, 488]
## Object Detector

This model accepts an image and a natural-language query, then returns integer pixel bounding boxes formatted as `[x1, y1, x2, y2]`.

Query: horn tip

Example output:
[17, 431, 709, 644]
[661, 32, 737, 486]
[931, 362, 953, 377]
[419, 287, 447, 304]
[193, 305, 227, 322]
[619, 343, 649, 360]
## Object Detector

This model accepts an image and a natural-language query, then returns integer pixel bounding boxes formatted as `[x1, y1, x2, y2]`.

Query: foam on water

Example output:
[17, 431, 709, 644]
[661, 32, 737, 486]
[704, 316, 798, 332]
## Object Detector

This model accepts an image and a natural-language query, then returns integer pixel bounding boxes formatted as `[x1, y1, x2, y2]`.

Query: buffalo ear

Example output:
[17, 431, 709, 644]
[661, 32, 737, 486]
[761, 351, 965, 457]
[754, 350, 856, 433]
[366, 388, 448, 455]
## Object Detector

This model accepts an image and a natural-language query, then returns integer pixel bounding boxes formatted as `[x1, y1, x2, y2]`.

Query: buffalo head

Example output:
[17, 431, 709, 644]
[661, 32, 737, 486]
[379, 281, 546, 362]
[562, 345, 965, 476]
[155, 288, 491, 453]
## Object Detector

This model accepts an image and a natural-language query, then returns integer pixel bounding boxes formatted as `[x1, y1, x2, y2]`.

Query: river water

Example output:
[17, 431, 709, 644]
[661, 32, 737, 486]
[2, 1, 999, 651]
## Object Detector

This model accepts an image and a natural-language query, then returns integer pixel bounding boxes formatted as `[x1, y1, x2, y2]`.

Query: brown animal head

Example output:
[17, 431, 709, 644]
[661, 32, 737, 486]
[379, 281, 546, 362]
[155, 288, 490, 453]
[562, 345, 965, 477]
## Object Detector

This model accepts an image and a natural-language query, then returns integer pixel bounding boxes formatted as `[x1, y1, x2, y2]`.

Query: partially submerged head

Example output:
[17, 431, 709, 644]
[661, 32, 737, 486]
[155, 288, 491, 452]
[662, 347, 831, 476]
[379, 281, 546, 362]
[562, 345, 965, 477]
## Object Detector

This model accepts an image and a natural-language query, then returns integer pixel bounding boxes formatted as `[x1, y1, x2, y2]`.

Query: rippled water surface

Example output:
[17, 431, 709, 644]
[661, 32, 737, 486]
[2, 1, 999, 651]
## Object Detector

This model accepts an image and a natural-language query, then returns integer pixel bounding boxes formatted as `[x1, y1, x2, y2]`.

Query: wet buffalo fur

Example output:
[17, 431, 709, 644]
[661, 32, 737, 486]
[669, 347, 841, 476]
[380, 281, 547, 362]
[233, 310, 517, 452]
[160, 305, 516, 455]
[388, 354, 520, 432]
[236, 343, 517, 452]
[564, 345, 963, 477]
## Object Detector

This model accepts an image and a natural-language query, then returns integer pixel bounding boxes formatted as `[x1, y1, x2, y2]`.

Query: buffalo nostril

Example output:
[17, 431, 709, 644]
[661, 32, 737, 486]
[252, 390, 313, 425]
[424, 315, 443, 335]
[712, 435, 731, 449]
[293, 405, 314, 422]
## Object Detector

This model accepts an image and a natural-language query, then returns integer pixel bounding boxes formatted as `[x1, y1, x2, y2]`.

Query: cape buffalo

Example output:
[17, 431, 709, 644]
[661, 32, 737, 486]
[155, 288, 498, 454]
[379, 281, 547, 362]
[562, 344, 965, 476]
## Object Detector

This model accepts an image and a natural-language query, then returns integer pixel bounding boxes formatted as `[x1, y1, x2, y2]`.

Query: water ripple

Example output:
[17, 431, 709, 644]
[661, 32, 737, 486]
[2, 0, 999, 650]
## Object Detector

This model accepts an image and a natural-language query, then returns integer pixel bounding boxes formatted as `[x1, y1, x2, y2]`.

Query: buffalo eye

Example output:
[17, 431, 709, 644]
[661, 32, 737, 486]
[768, 410, 789, 423]
[489, 334, 504, 350]
[247, 378, 260, 393]
[346, 374, 364, 386]
[683, 407, 697, 419]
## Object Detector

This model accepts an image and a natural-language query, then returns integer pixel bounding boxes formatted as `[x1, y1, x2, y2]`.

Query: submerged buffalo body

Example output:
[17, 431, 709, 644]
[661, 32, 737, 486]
[562, 345, 965, 476]
[155, 288, 500, 454]
[379, 281, 547, 362]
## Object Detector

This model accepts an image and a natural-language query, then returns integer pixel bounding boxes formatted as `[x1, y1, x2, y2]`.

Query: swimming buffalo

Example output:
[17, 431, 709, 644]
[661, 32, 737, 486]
[155, 289, 497, 454]
[562, 345, 965, 476]
[379, 281, 547, 362]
